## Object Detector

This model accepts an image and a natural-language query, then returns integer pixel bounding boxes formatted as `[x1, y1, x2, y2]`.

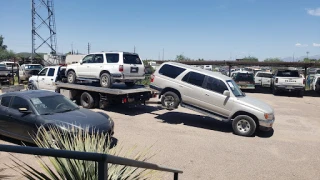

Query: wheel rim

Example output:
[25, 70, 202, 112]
[236, 119, 251, 133]
[101, 76, 108, 86]
[164, 95, 175, 107]
[68, 74, 73, 82]
[82, 95, 89, 107]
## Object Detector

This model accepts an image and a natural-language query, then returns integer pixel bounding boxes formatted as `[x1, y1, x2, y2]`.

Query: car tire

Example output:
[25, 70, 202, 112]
[67, 71, 76, 84]
[297, 90, 304, 97]
[100, 73, 112, 88]
[27, 83, 37, 90]
[80, 92, 95, 109]
[161, 91, 180, 110]
[232, 115, 256, 137]
[272, 86, 278, 95]
[125, 82, 135, 87]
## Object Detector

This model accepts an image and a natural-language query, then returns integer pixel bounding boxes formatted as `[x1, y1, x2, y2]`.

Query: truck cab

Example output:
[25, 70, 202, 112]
[28, 66, 66, 91]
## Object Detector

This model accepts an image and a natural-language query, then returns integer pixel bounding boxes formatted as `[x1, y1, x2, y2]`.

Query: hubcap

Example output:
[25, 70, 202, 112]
[164, 96, 174, 107]
[236, 119, 251, 133]
[101, 76, 108, 86]
[68, 73, 73, 82]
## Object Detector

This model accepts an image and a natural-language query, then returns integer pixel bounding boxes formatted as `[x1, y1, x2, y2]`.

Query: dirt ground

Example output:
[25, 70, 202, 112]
[0, 90, 320, 180]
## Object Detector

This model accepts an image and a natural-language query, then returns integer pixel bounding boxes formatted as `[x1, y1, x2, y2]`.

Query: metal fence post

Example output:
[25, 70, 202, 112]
[98, 160, 108, 180]
[174, 172, 178, 180]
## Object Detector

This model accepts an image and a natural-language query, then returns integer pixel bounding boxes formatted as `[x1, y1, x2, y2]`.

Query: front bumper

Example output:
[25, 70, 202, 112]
[259, 119, 274, 129]
[274, 85, 304, 92]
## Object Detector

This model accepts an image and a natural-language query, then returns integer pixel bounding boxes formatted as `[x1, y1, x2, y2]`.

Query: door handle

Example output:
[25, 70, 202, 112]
[51, 79, 53, 81]
[205, 94, 209, 96]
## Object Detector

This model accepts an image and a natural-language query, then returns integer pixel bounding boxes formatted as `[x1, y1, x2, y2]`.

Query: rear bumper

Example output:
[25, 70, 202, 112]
[111, 73, 145, 80]
[274, 85, 304, 92]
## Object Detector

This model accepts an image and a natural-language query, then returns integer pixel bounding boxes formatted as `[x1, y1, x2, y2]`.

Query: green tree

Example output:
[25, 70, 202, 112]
[0, 35, 7, 50]
[264, 58, 283, 62]
[242, 56, 259, 62]
[175, 54, 191, 61]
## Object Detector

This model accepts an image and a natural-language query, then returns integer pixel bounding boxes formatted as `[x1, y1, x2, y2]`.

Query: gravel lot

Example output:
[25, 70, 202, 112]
[1, 90, 320, 180]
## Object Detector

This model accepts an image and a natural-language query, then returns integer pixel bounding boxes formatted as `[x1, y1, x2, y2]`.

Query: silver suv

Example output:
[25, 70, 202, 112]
[66, 52, 145, 88]
[150, 62, 275, 136]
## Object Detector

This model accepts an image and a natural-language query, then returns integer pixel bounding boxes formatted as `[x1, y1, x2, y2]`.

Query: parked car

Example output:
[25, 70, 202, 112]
[254, 71, 273, 87]
[271, 69, 305, 97]
[203, 65, 212, 71]
[18, 64, 43, 83]
[0, 90, 114, 143]
[231, 71, 255, 90]
[0, 61, 18, 74]
[311, 74, 320, 94]
[0, 63, 13, 84]
[150, 62, 275, 137]
[65, 52, 145, 88]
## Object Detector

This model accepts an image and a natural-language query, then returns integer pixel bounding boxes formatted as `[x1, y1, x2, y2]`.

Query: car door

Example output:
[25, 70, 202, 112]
[261, 73, 272, 87]
[180, 71, 206, 108]
[7, 96, 38, 141]
[37, 68, 48, 89]
[89, 54, 105, 78]
[78, 55, 94, 77]
[0, 96, 13, 134]
[41, 68, 56, 91]
[201, 76, 233, 117]
[254, 72, 262, 85]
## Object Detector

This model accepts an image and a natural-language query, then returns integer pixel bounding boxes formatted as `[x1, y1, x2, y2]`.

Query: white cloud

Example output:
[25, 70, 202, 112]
[313, 43, 320, 47]
[295, 43, 308, 47]
[306, 8, 320, 16]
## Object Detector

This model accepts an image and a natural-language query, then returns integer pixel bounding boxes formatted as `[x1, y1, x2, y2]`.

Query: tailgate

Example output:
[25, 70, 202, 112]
[122, 54, 144, 77]
[277, 77, 304, 86]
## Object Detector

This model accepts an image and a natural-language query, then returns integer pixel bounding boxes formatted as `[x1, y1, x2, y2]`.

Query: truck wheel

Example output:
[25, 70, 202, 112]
[161, 91, 180, 110]
[125, 82, 135, 87]
[80, 92, 95, 109]
[67, 71, 76, 84]
[100, 73, 112, 88]
[272, 86, 278, 95]
[232, 115, 256, 137]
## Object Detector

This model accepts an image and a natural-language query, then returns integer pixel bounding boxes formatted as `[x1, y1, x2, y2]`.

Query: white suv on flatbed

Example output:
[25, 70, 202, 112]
[65, 52, 145, 88]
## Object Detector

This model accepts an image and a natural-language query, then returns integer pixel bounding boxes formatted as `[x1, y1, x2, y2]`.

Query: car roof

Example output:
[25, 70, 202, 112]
[2, 90, 61, 99]
[163, 62, 232, 81]
[90, 51, 138, 55]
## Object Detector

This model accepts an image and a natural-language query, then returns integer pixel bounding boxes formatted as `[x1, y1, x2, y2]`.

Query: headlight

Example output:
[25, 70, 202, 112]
[264, 113, 274, 120]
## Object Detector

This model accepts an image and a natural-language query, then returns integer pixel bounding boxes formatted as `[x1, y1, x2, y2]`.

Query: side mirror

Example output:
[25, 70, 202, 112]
[79, 60, 83, 65]
[19, 108, 32, 114]
[223, 90, 230, 97]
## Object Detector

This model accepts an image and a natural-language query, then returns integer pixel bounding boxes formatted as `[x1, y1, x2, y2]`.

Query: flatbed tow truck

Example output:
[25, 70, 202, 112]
[28, 66, 157, 109]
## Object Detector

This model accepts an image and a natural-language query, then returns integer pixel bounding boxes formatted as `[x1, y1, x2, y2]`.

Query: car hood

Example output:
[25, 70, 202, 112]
[41, 108, 112, 129]
[236, 95, 274, 114]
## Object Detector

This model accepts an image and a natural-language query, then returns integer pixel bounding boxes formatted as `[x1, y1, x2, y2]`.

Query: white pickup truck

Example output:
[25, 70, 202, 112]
[271, 69, 305, 97]
[254, 71, 273, 87]
[311, 74, 320, 94]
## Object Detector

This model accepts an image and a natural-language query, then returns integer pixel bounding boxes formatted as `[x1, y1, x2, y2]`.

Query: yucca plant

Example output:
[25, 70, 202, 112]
[12, 126, 161, 180]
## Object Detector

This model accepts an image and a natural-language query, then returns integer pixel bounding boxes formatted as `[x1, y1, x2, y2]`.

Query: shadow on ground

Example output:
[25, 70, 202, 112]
[153, 111, 274, 138]
[105, 104, 162, 116]
[244, 87, 320, 98]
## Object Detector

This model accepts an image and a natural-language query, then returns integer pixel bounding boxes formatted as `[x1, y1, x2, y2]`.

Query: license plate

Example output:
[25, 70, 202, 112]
[130, 67, 138, 73]
[286, 86, 293, 89]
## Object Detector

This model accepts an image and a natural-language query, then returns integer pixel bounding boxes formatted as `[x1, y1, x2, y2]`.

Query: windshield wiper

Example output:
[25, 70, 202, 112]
[42, 112, 54, 115]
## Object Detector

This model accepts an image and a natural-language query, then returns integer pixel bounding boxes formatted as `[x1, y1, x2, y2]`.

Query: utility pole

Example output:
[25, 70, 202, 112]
[87, 43, 90, 54]
[134, 46, 136, 53]
[162, 48, 164, 60]
[71, 42, 73, 54]
[306, 51, 309, 59]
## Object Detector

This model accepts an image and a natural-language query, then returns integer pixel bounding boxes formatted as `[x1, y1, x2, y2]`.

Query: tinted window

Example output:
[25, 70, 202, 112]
[123, 54, 142, 64]
[1, 96, 12, 107]
[106, 53, 119, 63]
[25, 65, 43, 70]
[47, 68, 55, 76]
[205, 76, 228, 94]
[93, 54, 104, 63]
[82, 55, 94, 63]
[234, 73, 254, 82]
[159, 64, 186, 79]
[182, 71, 205, 87]
[11, 96, 30, 110]
[38, 68, 48, 76]
[276, 70, 300, 77]
[257, 73, 273, 78]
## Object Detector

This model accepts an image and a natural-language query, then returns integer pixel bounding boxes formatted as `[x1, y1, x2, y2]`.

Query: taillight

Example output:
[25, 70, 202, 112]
[303, 79, 306, 85]
[275, 78, 278, 83]
[119, 65, 123, 72]
[150, 74, 155, 82]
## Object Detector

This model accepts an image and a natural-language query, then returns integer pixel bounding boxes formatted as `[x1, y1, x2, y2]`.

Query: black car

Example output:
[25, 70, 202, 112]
[0, 90, 114, 143]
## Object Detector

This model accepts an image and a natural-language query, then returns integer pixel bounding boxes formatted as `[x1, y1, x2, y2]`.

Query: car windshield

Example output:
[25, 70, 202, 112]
[25, 65, 43, 70]
[276, 70, 300, 77]
[234, 73, 254, 82]
[0, 64, 7, 70]
[123, 54, 142, 64]
[226, 80, 244, 97]
[30, 95, 79, 115]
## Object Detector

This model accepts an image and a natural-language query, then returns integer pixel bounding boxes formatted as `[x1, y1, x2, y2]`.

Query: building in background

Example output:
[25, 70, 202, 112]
[43, 53, 66, 65]
[65, 54, 86, 64]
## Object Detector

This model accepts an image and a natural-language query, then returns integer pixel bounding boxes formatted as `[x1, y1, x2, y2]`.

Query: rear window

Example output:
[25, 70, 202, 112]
[0, 96, 12, 107]
[276, 70, 300, 77]
[158, 64, 186, 79]
[257, 73, 273, 78]
[123, 54, 142, 64]
[106, 53, 119, 63]
[234, 73, 254, 81]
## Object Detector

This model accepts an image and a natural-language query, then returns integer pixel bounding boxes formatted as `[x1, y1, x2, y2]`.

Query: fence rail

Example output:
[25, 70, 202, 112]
[0, 144, 183, 180]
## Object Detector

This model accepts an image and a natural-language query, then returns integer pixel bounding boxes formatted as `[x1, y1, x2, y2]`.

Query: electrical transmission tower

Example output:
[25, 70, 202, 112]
[31, 0, 58, 65]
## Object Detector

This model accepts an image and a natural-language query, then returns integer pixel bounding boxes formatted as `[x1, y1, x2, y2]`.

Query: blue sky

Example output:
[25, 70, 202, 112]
[0, 0, 319, 60]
